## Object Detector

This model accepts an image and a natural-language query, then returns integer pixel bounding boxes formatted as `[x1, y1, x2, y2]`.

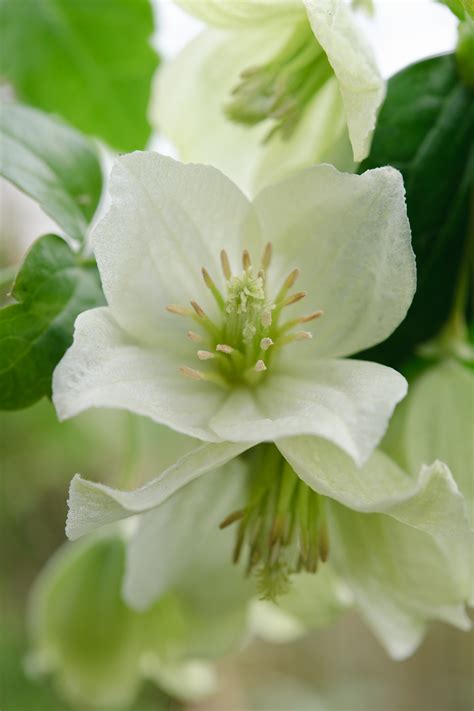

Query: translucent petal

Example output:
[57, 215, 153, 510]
[176, 0, 304, 26]
[253, 164, 415, 358]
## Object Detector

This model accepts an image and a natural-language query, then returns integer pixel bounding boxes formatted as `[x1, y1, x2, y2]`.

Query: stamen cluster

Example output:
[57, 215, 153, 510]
[225, 19, 333, 142]
[167, 242, 323, 387]
[220, 444, 330, 601]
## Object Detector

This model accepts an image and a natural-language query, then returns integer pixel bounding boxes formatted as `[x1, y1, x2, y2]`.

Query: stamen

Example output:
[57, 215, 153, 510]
[202, 267, 225, 309]
[166, 304, 192, 316]
[179, 366, 204, 381]
[219, 510, 245, 529]
[278, 331, 313, 346]
[197, 350, 215, 360]
[260, 337, 273, 351]
[300, 309, 324, 323]
[190, 300, 206, 318]
[220, 249, 232, 280]
[284, 268, 300, 290]
[242, 249, 251, 270]
[216, 343, 234, 354]
[261, 242, 273, 271]
[187, 330, 203, 343]
[261, 308, 272, 328]
[254, 359, 267, 372]
[282, 291, 306, 307]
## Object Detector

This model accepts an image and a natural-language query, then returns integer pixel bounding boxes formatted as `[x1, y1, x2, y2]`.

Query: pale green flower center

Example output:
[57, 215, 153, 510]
[167, 242, 323, 388]
[221, 444, 329, 601]
[225, 19, 333, 142]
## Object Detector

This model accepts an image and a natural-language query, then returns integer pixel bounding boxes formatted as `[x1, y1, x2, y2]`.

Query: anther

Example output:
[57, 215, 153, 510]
[216, 343, 234, 354]
[283, 268, 300, 290]
[202, 267, 225, 308]
[166, 304, 192, 316]
[190, 300, 206, 318]
[219, 510, 245, 529]
[220, 249, 232, 280]
[187, 330, 203, 343]
[179, 366, 204, 381]
[197, 350, 215, 360]
[299, 310, 324, 323]
[242, 249, 251, 270]
[254, 359, 267, 372]
[261, 242, 273, 271]
[294, 330, 313, 341]
[261, 308, 272, 327]
[282, 291, 306, 307]
[260, 337, 273, 351]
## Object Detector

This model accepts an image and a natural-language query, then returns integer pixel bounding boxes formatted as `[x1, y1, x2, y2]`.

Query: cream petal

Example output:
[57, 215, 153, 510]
[253, 164, 415, 358]
[53, 307, 224, 441]
[303, 0, 384, 161]
[176, 0, 304, 27]
[210, 359, 407, 465]
[93, 151, 260, 343]
[65, 439, 252, 540]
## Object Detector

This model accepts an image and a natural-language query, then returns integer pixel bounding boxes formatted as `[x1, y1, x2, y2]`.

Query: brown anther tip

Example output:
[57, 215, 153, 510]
[260, 337, 273, 351]
[201, 267, 213, 288]
[284, 268, 300, 289]
[216, 343, 233, 354]
[187, 330, 203, 343]
[219, 510, 244, 529]
[254, 359, 267, 372]
[179, 366, 203, 381]
[301, 310, 324, 323]
[284, 291, 306, 306]
[197, 350, 214, 360]
[294, 331, 313, 341]
[242, 249, 251, 270]
[190, 300, 205, 318]
[220, 249, 232, 280]
[261, 242, 273, 270]
[166, 304, 189, 316]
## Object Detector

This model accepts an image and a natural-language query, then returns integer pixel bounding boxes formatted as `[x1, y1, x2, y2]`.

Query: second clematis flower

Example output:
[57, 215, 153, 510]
[152, 0, 384, 192]
[54, 152, 416, 596]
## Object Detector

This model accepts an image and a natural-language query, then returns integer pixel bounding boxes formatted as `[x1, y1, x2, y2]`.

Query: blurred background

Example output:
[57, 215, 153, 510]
[1, 1, 472, 710]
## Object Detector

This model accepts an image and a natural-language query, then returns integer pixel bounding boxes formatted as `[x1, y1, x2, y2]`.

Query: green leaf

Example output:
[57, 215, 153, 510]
[0, 0, 159, 152]
[0, 103, 102, 245]
[0, 234, 104, 410]
[358, 54, 474, 367]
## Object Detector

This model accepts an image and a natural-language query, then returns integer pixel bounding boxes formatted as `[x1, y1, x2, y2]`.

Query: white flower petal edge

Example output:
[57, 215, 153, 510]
[65, 441, 253, 540]
[303, 0, 384, 161]
[209, 359, 408, 466]
[123, 459, 252, 611]
[253, 164, 415, 359]
[93, 152, 259, 343]
[53, 308, 225, 442]
[176, 0, 304, 27]
[328, 496, 471, 660]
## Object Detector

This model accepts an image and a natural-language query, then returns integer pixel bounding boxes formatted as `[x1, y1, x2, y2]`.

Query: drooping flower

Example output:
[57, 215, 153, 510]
[53, 150, 419, 596]
[26, 460, 253, 707]
[152, 0, 384, 192]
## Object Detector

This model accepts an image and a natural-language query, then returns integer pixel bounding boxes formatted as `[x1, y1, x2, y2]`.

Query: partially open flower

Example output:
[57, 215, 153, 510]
[152, 0, 384, 191]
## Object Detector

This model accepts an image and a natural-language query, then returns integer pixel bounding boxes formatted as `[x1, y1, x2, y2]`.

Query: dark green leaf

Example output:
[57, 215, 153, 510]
[0, 0, 159, 152]
[358, 54, 474, 367]
[0, 234, 104, 410]
[0, 103, 102, 245]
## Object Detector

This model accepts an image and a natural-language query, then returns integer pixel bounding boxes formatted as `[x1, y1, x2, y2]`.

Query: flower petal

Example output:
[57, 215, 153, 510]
[210, 359, 407, 465]
[176, 0, 304, 27]
[303, 0, 384, 161]
[383, 360, 474, 525]
[328, 489, 471, 659]
[93, 151, 259, 343]
[123, 459, 253, 611]
[65, 438, 252, 540]
[53, 307, 225, 441]
[253, 164, 415, 358]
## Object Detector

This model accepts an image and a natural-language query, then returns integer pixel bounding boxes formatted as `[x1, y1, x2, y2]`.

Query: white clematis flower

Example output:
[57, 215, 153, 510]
[152, 0, 384, 192]
[54, 151, 420, 597]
